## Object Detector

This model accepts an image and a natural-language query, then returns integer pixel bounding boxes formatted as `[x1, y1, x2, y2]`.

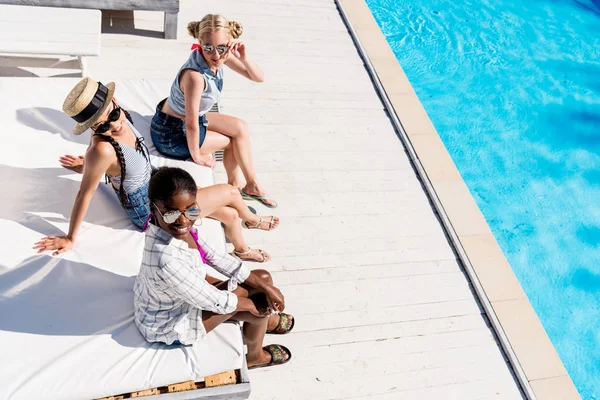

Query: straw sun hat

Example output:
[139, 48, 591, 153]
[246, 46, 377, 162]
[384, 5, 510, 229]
[62, 77, 116, 135]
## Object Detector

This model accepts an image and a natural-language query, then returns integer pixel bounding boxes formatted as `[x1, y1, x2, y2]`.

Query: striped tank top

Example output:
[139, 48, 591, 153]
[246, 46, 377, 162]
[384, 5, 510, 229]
[167, 50, 224, 116]
[108, 121, 152, 194]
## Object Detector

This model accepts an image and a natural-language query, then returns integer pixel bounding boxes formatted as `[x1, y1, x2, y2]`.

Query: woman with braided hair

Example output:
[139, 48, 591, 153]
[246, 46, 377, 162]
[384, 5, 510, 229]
[33, 78, 278, 263]
[151, 14, 278, 208]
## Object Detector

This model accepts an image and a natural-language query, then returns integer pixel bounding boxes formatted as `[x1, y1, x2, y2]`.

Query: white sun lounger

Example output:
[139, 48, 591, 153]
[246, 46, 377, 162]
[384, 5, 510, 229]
[0, 78, 250, 400]
[0, 5, 101, 74]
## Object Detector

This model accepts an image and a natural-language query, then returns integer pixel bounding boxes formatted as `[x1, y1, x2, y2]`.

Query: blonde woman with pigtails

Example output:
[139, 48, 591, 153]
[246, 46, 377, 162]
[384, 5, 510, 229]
[150, 14, 278, 209]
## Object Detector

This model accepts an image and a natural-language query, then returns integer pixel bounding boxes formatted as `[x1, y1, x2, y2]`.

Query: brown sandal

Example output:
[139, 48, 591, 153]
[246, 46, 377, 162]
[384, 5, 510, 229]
[267, 313, 295, 335]
[248, 344, 292, 370]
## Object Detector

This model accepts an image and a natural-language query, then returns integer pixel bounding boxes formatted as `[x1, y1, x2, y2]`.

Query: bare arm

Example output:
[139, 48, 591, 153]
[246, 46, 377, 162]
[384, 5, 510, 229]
[225, 40, 264, 82]
[33, 143, 114, 255]
[181, 70, 214, 167]
[66, 144, 113, 239]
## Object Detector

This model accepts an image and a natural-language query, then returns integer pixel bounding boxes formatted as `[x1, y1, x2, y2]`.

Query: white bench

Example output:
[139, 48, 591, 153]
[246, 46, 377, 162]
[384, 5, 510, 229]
[0, 5, 100, 74]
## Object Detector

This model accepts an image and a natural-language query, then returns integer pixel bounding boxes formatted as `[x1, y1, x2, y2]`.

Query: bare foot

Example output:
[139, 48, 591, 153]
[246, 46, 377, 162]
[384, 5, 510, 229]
[247, 349, 275, 369]
[229, 181, 246, 191]
[266, 313, 294, 332]
[234, 247, 270, 263]
[59, 154, 84, 174]
[242, 183, 277, 208]
[243, 216, 279, 231]
[194, 154, 216, 169]
[247, 346, 291, 369]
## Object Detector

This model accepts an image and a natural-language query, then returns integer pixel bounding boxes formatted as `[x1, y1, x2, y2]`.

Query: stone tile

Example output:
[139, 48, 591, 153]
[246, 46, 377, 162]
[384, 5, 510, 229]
[431, 181, 492, 236]
[530, 375, 582, 400]
[339, 0, 380, 30]
[409, 134, 462, 182]
[355, 28, 397, 61]
[370, 57, 419, 96]
[460, 234, 526, 302]
[388, 93, 438, 136]
[493, 299, 569, 381]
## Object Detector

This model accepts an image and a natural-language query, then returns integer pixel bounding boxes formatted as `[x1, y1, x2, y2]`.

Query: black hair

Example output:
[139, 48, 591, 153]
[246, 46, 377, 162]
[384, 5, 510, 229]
[95, 108, 149, 206]
[148, 167, 197, 206]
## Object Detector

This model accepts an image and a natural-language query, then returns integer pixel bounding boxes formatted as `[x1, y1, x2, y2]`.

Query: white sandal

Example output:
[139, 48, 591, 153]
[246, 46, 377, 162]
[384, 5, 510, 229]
[243, 216, 277, 231]
[233, 248, 270, 263]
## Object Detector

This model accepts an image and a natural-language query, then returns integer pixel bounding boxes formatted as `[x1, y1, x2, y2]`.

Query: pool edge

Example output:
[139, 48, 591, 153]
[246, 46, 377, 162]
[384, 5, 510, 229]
[334, 0, 581, 399]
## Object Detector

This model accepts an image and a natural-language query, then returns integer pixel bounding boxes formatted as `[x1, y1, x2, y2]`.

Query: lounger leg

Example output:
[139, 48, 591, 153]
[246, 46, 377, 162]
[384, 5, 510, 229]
[164, 12, 178, 39]
[78, 56, 87, 77]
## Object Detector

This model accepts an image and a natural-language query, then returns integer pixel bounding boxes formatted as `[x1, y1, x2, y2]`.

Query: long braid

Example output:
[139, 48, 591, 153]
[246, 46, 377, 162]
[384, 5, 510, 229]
[97, 135, 129, 206]
[123, 109, 134, 125]
[96, 108, 150, 206]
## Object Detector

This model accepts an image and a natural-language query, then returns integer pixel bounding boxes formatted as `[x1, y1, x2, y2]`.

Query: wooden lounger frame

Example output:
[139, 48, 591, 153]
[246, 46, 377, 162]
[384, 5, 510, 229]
[97, 370, 240, 400]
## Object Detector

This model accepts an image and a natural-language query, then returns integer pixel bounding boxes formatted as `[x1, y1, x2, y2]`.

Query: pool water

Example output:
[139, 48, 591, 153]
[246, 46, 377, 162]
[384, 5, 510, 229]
[364, 0, 600, 397]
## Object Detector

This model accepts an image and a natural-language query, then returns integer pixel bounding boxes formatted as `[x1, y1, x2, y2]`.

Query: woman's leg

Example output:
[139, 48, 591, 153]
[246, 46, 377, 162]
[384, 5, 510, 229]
[221, 270, 293, 331]
[202, 311, 281, 368]
[197, 184, 279, 231]
[207, 206, 271, 262]
[204, 113, 276, 207]
[223, 147, 244, 189]
[202, 273, 290, 368]
[197, 132, 244, 189]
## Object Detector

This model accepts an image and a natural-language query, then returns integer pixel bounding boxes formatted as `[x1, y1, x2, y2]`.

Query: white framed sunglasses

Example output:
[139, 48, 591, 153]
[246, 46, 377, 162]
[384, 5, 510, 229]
[202, 43, 229, 55]
[153, 203, 202, 224]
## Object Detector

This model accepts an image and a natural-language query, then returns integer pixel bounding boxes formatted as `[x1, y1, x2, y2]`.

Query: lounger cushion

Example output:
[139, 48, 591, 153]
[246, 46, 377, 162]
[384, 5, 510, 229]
[0, 79, 243, 400]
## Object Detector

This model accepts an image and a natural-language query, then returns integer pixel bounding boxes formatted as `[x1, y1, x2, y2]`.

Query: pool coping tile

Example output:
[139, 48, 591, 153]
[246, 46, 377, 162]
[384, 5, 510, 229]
[530, 375, 583, 400]
[339, 0, 581, 399]
[460, 234, 527, 302]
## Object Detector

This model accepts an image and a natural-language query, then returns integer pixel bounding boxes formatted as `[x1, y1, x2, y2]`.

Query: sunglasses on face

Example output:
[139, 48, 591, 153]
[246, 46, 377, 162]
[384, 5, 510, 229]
[94, 103, 122, 134]
[153, 203, 202, 224]
[202, 43, 229, 55]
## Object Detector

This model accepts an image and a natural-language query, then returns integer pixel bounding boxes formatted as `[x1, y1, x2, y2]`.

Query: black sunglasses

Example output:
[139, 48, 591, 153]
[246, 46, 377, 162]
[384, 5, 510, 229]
[94, 102, 122, 134]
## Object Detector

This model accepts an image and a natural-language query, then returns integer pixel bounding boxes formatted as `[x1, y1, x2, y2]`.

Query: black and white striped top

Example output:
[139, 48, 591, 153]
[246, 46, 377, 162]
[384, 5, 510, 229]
[108, 121, 151, 193]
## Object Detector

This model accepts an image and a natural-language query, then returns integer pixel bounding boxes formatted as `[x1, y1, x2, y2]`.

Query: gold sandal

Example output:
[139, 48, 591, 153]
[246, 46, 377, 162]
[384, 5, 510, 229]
[233, 248, 270, 263]
[243, 216, 277, 231]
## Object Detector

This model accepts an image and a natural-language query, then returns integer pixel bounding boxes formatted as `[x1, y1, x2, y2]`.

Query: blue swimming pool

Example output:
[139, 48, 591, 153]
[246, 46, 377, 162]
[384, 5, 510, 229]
[364, 0, 600, 397]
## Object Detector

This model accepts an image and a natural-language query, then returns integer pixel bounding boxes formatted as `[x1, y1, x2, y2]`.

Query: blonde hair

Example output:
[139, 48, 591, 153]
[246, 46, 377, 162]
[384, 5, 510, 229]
[187, 14, 243, 40]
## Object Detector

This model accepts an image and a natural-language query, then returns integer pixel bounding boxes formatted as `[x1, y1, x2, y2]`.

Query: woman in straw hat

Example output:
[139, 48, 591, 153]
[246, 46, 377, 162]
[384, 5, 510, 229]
[150, 14, 277, 208]
[33, 78, 278, 262]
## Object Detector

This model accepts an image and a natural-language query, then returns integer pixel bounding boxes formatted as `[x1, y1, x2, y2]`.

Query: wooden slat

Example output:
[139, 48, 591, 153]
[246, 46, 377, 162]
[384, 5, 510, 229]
[0, 0, 179, 12]
[0, 5, 100, 56]
[204, 370, 237, 388]
[130, 388, 159, 397]
[167, 380, 196, 393]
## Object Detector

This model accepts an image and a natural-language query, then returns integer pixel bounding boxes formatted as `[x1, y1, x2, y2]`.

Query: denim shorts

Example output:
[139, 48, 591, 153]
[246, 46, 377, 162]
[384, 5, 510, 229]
[150, 98, 207, 160]
[114, 184, 150, 229]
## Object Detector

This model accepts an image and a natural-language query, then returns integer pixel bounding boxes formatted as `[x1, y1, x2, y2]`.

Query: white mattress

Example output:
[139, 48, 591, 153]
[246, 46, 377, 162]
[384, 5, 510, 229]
[0, 79, 244, 400]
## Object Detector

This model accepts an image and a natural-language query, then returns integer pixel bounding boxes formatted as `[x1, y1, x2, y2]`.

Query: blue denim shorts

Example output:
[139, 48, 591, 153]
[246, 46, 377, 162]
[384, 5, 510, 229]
[150, 99, 207, 160]
[114, 184, 150, 229]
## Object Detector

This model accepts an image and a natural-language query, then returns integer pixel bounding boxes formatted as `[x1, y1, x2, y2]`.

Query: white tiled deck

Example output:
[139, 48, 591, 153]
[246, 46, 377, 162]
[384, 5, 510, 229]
[2, 0, 526, 398]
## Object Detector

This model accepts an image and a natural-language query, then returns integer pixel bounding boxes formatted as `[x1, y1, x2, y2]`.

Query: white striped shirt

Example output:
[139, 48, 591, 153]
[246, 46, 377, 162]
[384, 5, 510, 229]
[107, 121, 151, 193]
[133, 224, 250, 345]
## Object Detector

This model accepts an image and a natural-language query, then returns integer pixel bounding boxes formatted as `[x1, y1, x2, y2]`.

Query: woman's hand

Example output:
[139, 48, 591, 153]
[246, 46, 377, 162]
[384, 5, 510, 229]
[33, 236, 74, 256]
[264, 285, 285, 313]
[59, 154, 85, 174]
[228, 39, 246, 60]
[238, 295, 270, 317]
[192, 154, 216, 169]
